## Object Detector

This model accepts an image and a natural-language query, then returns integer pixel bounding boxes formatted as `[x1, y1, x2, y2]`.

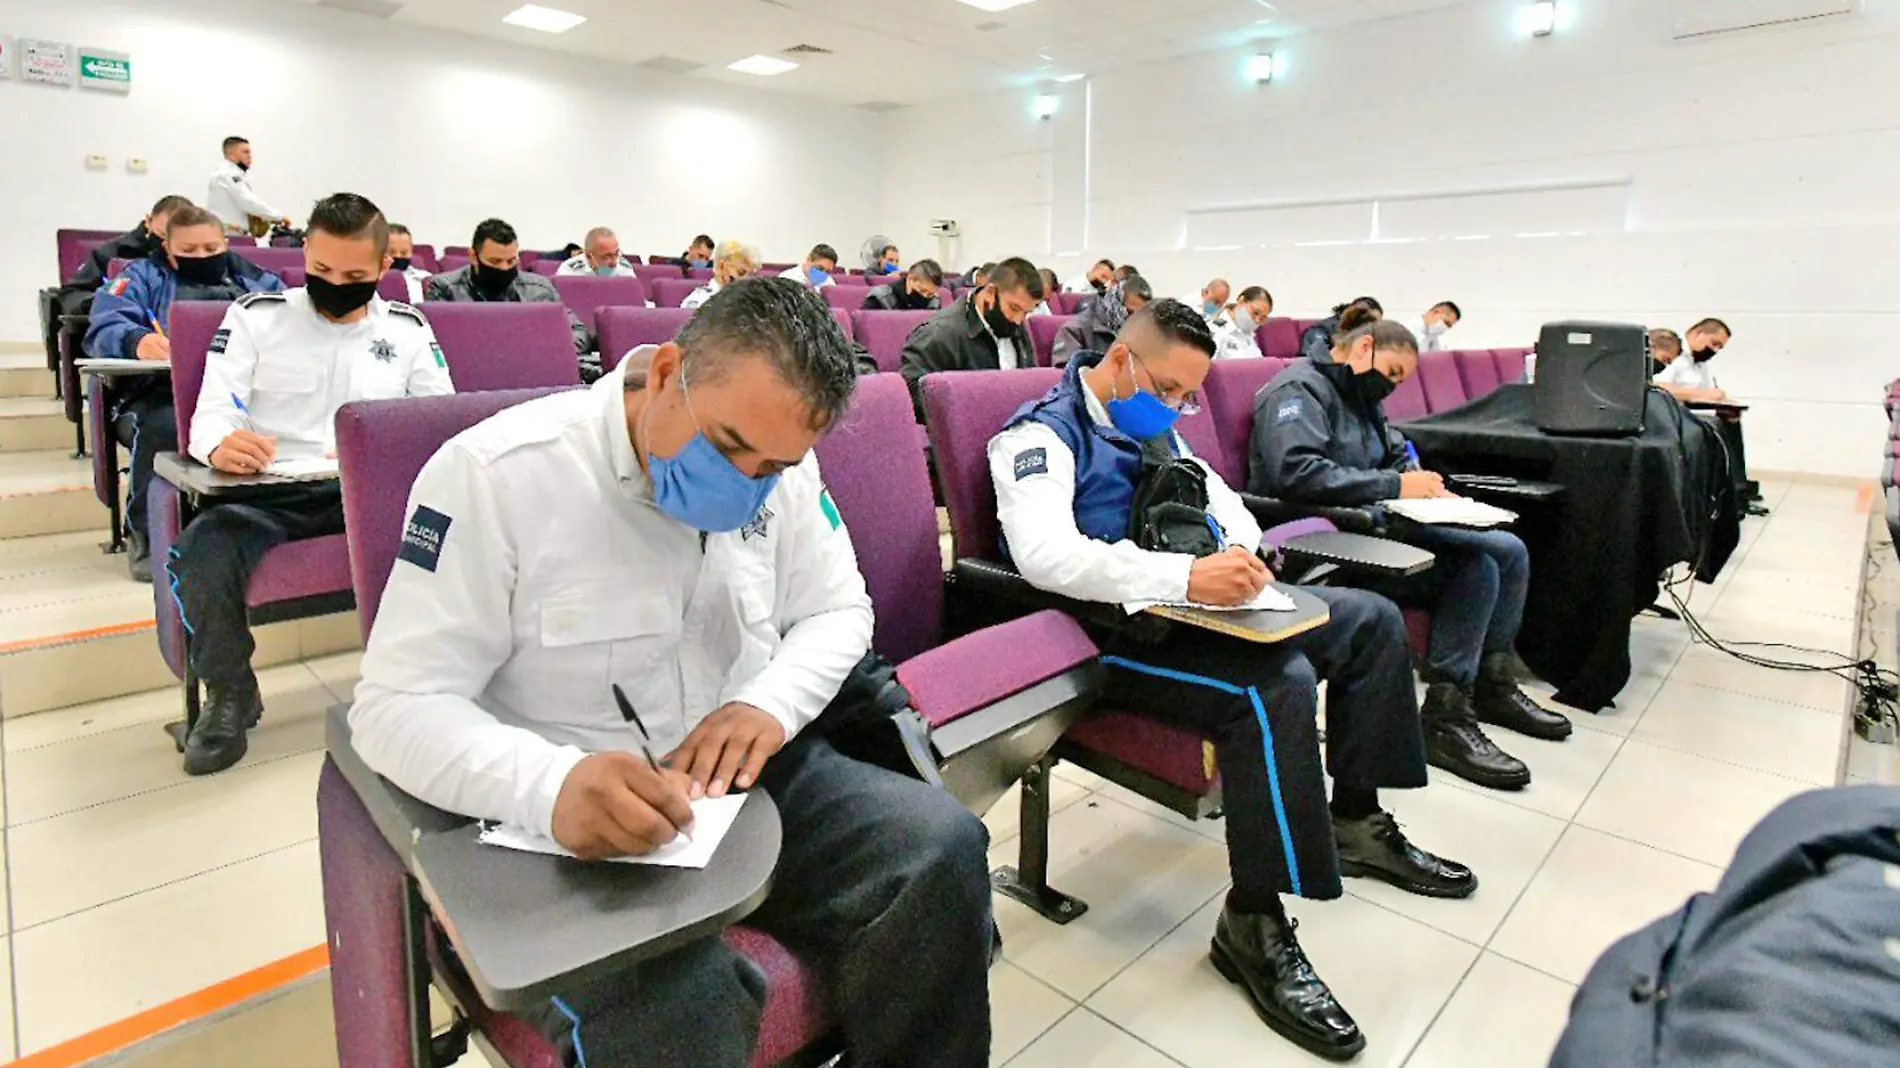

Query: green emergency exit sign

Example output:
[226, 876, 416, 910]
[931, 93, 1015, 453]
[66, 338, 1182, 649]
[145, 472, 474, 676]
[77, 49, 130, 93]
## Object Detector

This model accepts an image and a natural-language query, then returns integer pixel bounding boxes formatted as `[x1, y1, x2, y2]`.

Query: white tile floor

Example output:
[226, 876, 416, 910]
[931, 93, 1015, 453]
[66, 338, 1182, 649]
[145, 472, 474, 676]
[0, 476, 1879, 1066]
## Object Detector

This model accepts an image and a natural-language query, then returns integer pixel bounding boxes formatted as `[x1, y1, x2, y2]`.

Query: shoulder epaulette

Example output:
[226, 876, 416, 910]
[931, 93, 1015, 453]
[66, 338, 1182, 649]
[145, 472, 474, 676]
[386, 301, 427, 326]
[236, 291, 287, 309]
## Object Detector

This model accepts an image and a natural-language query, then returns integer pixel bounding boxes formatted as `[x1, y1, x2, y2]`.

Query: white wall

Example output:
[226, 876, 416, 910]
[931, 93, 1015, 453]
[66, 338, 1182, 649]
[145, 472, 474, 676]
[0, 0, 884, 341]
[883, 0, 1900, 478]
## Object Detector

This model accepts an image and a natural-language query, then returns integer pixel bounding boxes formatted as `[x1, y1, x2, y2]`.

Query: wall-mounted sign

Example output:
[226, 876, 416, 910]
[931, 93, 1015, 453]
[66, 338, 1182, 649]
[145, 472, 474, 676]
[20, 38, 73, 86]
[0, 35, 16, 81]
[77, 47, 129, 93]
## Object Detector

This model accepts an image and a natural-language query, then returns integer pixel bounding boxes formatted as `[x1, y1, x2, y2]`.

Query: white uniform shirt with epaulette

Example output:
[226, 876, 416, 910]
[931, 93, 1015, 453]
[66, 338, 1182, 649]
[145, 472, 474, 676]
[555, 255, 638, 278]
[400, 265, 433, 304]
[188, 291, 454, 465]
[205, 159, 283, 233]
[348, 353, 874, 837]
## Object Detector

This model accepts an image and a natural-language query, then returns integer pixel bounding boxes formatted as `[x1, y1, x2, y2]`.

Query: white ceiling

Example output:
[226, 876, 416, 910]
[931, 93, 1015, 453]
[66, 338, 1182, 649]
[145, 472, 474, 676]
[300, 0, 1476, 106]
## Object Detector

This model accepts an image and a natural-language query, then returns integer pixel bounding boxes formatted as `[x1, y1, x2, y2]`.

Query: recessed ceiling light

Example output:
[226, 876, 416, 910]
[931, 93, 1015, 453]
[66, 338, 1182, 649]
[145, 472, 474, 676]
[501, 4, 586, 33]
[1052, 72, 1086, 83]
[955, 0, 1038, 12]
[728, 54, 800, 76]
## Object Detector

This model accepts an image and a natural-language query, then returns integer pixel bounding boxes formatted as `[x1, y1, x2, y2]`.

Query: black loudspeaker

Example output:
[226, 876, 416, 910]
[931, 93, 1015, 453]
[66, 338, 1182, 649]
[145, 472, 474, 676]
[1533, 320, 1649, 436]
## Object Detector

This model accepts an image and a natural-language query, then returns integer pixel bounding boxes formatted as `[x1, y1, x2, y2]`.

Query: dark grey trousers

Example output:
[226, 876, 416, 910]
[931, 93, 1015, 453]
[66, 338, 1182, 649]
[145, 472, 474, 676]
[528, 732, 995, 1068]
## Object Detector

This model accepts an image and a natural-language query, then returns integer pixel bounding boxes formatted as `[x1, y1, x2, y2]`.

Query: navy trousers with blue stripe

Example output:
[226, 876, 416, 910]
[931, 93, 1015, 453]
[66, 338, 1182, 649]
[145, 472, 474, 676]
[1104, 585, 1426, 907]
[111, 391, 175, 542]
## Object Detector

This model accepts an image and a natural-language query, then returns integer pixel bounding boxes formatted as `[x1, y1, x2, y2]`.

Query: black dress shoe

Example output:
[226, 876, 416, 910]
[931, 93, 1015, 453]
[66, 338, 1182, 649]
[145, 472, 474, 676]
[1210, 905, 1364, 1061]
[1745, 502, 1770, 517]
[1335, 811, 1477, 899]
[1475, 656, 1572, 741]
[127, 531, 153, 584]
[183, 682, 264, 776]
[1421, 683, 1531, 791]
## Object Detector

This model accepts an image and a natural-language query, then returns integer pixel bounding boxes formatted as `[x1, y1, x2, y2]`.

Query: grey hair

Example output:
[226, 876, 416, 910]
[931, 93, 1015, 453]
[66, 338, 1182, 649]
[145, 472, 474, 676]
[674, 276, 857, 430]
[714, 239, 761, 272]
[584, 226, 616, 247]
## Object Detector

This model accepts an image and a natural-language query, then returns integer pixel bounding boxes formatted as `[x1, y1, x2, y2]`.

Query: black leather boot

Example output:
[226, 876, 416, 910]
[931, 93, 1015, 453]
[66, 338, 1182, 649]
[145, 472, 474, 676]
[1475, 653, 1572, 741]
[1210, 904, 1364, 1061]
[1421, 682, 1531, 791]
[183, 680, 264, 776]
[127, 530, 153, 584]
[1335, 811, 1477, 899]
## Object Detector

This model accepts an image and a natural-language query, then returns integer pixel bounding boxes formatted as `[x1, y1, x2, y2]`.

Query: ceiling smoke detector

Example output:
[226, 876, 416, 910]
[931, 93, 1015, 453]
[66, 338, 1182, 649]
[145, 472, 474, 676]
[783, 43, 834, 55]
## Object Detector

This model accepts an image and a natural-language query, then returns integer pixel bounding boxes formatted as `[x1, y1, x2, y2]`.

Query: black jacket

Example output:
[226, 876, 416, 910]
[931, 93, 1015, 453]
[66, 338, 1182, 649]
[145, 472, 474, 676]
[898, 293, 1035, 415]
[57, 223, 160, 315]
[1247, 357, 1407, 505]
[1551, 786, 1900, 1068]
[1298, 315, 1340, 362]
[1050, 301, 1117, 367]
[862, 282, 939, 313]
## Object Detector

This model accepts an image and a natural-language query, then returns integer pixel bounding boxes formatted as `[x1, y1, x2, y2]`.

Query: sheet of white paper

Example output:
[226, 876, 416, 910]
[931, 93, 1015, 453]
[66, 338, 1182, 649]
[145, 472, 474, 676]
[477, 793, 748, 869]
[263, 457, 340, 480]
[1124, 585, 1299, 616]
[1382, 496, 1517, 528]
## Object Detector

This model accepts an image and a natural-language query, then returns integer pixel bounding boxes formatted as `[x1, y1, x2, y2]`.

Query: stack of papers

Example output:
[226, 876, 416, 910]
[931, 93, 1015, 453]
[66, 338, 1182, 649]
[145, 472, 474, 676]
[477, 793, 747, 869]
[1383, 497, 1518, 528]
[263, 457, 340, 480]
[1126, 585, 1299, 616]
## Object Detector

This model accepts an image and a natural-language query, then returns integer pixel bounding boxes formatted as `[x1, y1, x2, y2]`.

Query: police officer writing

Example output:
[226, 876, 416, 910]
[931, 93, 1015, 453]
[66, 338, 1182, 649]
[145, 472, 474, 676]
[350, 278, 993, 1068]
[173, 193, 453, 776]
[988, 299, 1473, 1062]
[85, 205, 284, 582]
[1248, 315, 1572, 790]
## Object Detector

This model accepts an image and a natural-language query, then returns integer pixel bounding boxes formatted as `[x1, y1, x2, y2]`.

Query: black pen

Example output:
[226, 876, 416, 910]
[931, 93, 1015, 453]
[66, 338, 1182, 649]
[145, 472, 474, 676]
[612, 683, 693, 843]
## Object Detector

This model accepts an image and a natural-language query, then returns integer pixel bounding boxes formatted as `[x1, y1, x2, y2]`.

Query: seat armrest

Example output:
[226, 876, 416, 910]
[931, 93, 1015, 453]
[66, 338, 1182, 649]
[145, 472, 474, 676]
[1240, 493, 1379, 534]
[1280, 531, 1434, 583]
[950, 558, 1172, 643]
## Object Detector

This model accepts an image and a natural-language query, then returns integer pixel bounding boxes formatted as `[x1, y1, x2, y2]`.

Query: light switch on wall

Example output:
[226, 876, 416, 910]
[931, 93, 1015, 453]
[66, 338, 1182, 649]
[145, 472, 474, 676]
[127, 157, 149, 174]
[85, 154, 108, 171]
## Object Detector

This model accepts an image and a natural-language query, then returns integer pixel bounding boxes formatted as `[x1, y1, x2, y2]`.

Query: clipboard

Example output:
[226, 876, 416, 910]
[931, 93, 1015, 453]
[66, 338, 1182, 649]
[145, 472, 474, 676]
[1141, 583, 1331, 644]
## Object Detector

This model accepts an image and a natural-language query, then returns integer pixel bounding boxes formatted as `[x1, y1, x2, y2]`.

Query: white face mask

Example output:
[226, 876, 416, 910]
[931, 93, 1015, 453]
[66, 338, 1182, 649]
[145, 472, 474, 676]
[1423, 320, 1449, 337]
[1233, 308, 1256, 334]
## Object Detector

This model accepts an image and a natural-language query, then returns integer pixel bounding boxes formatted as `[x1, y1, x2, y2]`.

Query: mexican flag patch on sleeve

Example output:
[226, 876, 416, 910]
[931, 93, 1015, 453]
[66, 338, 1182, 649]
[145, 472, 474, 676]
[107, 277, 130, 297]
[819, 487, 842, 531]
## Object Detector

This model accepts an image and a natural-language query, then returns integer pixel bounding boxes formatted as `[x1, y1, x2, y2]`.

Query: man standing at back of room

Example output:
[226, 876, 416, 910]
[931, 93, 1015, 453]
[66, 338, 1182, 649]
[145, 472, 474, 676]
[557, 226, 638, 278]
[898, 256, 1043, 414]
[988, 300, 1473, 1061]
[351, 277, 993, 1068]
[171, 192, 454, 776]
[206, 137, 291, 238]
[425, 217, 592, 358]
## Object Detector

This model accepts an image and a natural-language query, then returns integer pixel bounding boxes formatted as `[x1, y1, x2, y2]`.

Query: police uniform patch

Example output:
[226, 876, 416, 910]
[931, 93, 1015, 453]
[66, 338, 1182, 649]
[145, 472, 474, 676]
[741, 506, 774, 542]
[1273, 397, 1304, 426]
[397, 505, 452, 573]
[1013, 448, 1049, 480]
[106, 277, 131, 298]
[371, 338, 397, 363]
[209, 328, 230, 355]
[818, 488, 842, 531]
[430, 342, 446, 368]
[387, 301, 427, 326]
[236, 291, 286, 308]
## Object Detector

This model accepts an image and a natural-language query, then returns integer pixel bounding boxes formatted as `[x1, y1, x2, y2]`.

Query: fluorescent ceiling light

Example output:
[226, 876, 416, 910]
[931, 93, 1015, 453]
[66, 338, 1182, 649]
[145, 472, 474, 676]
[1245, 52, 1276, 83]
[501, 4, 586, 33]
[1032, 93, 1059, 119]
[1052, 72, 1086, 83]
[728, 54, 800, 76]
[955, 0, 1038, 12]
[1527, 0, 1557, 36]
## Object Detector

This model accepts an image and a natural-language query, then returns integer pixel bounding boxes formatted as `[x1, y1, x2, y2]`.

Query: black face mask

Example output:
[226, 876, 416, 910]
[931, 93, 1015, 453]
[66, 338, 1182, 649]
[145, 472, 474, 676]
[389, 257, 412, 273]
[981, 293, 1016, 338]
[899, 287, 931, 309]
[1090, 278, 1108, 294]
[472, 262, 518, 297]
[1354, 366, 1398, 407]
[305, 275, 379, 319]
[173, 254, 229, 286]
[235, 160, 250, 172]
[1691, 347, 1717, 363]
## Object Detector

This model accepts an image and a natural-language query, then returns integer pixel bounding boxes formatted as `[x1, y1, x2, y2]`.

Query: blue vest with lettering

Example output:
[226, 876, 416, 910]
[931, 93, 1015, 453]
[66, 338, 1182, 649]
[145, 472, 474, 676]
[999, 352, 1178, 561]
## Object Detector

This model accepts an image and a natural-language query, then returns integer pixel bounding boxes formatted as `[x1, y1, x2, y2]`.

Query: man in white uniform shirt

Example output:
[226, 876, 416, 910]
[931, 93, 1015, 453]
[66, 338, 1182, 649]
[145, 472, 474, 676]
[681, 239, 761, 311]
[350, 277, 993, 1068]
[1211, 285, 1274, 360]
[205, 136, 290, 237]
[555, 226, 639, 278]
[385, 224, 432, 303]
[1415, 301, 1461, 353]
[171, 193, 453, 776]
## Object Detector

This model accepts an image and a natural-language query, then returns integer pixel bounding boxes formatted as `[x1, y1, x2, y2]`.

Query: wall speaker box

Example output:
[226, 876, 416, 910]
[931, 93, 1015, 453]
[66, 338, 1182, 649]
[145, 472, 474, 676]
[1533, 321, 1650, 436]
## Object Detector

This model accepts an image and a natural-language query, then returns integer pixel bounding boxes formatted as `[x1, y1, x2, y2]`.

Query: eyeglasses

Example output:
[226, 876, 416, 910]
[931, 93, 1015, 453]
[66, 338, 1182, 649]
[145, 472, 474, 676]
[1123, 346, 1202, 415]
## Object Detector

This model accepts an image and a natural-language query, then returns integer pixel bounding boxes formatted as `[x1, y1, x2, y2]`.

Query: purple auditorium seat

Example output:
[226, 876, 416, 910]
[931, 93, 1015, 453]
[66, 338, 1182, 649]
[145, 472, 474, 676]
[324, 387, 840, 1068]
[1027, 316, 1073, 368]
[57, 228, 122, 281]
[374, 270, 409, 303]
[278, 267, 306, 289]
[849, 310, 935, 374]
[596, 306, 691, 372]
[687, 267, 714, 281]
[1416, 350, 1470, 413]
[149, 301, 356, 736]
[1386, 371, 1430, 422]
[1491, 347, 1529, 384]
[518, 251, 540, 268]
[1053, 292, 1087, 315]
[830, 308, 854, 342]
[234, 246, 305, 273]
[762, 262, 795, 274]
[1257, 318, 1302, 360]
[411, 245, 439, 273]
[443, 246, 471, 258]
[436, 256, 470, 277]
[1198, 359, 1290, 489]
[227, 235, 258, 246]
[549, 275, 649, 336]
[1452, 349, 1503, 400]
[632, 264, 687, 289]
[530, 261, 559, 277]
[419, 304, 581, 391]
[649, 278, 702, 308]
[87, 375, 122, 548]
[823, 287, 868, 312]
[106, 257, 132, 279]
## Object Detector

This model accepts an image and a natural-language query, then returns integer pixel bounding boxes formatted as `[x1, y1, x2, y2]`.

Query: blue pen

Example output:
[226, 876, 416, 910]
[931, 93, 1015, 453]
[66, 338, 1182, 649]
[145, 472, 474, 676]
[1205, 513, 1227, 550]
[230, 392, 255, 432]
[1402, 440, 1421, 471]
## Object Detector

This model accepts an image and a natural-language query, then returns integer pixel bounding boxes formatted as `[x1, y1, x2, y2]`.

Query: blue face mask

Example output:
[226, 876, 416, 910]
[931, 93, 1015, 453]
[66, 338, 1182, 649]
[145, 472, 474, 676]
[807, 265, 831, 286]
[594, 263, 620, 277]
[645, 371, 780, 532]
[1104, 351, 1181, 442]
[689, 258, 711, 269]
[1204, 300, 1220, 317]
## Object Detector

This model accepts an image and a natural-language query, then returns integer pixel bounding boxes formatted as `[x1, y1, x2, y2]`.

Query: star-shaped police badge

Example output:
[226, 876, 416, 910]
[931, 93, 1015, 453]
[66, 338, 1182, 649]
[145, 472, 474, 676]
[370, 338, 397, 363]
[740, 507, 775, 542]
